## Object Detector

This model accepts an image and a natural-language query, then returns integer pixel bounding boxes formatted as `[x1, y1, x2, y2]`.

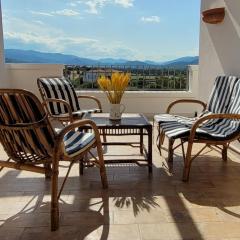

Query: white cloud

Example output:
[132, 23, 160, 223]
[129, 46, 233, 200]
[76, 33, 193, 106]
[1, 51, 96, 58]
[31, 9, 80, 17]
[3, 17, 96, 52]
[141, 16, 160, 23]
[5, 31, 97, 51]
[68, 2, 77, 7]
[114, 0, 134, 8]
[77, 0, 133, 15]
[85, 0, 108, 14]
[30, 11, 54, 17]
[53, 9, 80, 16]
[3, 16, 142, 60]
[33, 20, 44, 25]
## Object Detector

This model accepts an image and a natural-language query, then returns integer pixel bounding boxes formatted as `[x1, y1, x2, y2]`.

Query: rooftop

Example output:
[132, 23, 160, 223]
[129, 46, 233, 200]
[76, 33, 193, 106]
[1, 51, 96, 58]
[0, 1, 240, 239]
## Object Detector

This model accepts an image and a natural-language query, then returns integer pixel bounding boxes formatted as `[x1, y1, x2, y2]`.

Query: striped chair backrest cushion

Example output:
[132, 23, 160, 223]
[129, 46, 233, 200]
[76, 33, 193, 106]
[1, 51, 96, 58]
[207, 76, 238, 114]
[227, 78, 240, 114]
[199, 77, 240, 139]
[0, 90, 55, 163]
[38, 77, 80, 115]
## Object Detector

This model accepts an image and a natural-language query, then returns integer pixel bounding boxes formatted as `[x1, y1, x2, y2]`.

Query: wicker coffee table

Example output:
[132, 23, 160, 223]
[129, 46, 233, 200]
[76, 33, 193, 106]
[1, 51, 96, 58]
[83, 113, 152, 173]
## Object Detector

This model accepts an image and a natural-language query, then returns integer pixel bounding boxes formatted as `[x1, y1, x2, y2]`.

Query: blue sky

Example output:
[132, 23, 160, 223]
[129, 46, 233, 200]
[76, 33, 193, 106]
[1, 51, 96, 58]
[2, 0, 201, 61]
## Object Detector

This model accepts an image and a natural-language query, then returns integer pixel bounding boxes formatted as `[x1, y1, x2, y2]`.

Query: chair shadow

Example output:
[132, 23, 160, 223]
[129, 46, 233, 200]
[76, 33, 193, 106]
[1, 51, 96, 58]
[0, 170, 111, 240]
[181, 155, 240, 221]
[165, 144, 240, 221]
[1, 147, 240, 240]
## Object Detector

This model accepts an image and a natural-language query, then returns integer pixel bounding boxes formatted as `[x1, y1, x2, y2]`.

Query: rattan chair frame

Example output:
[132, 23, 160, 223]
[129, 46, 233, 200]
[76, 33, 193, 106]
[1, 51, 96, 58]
[0, 89, 108, 231]
[157, 99, 240, 182]
[37, 77, 102, 123]
[182, 113, 240, 181]
[158, 99, 207, 159]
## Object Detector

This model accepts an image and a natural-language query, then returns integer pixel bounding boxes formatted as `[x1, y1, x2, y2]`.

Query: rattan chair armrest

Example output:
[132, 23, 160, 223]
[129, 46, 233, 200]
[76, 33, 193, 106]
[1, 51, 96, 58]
[0, 114, 48, 130]
[167, 99, 207, 114]
[189, 113, 240, 142]
[44, 98, 74, 121]
[77, 95, 102, 112]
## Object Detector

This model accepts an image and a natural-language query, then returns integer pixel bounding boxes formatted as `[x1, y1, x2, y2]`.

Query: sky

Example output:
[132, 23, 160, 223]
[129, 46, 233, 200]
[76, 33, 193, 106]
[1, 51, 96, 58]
[1, 0, 201, 61]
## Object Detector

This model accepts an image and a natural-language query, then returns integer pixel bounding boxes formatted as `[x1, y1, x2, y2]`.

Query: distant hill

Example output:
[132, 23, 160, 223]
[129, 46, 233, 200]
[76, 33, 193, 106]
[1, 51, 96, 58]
[97, 58, 128, 64]
[162, 56, 199, 68]
[5, 49, 199, 68]
[5, 49, 98, 65]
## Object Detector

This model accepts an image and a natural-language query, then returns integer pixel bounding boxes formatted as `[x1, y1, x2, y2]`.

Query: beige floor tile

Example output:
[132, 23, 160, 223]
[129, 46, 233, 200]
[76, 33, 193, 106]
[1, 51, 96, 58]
[113, 209, 167, 224]
[0, 127, 240, 239]
[98, 224, 140, 240]
[0, 227, 24, 240]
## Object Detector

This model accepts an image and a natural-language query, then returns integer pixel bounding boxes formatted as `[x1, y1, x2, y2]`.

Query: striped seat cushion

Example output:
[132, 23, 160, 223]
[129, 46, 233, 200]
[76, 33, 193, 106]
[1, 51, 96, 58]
[73, 108, 101, 118]
[160, 121, 191, 139]
[63, 130, 96, 157]
[154, 114, 198, 126]
[52, 108, 102, 119]
[155, 76, 239, 140]
[155, 111, 213, 139]
[161, 118, 240, 141]
[195, 119, 240, 140]
[38, 77, 80, 115]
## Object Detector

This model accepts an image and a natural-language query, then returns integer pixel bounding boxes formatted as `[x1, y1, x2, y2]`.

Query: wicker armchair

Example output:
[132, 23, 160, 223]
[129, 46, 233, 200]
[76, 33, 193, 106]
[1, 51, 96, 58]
[0, 89, 108, 231]
[37, 76, 102, 123]
[154, 75, 240, 181]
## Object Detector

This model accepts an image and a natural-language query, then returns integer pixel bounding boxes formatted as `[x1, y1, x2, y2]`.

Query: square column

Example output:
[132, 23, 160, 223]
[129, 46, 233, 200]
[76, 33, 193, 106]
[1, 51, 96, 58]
[0, 1, 8, 87]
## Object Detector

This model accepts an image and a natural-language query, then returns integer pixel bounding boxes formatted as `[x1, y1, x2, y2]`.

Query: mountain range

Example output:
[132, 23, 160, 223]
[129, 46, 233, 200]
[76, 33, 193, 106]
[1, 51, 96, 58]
[5, 49, 199, 68]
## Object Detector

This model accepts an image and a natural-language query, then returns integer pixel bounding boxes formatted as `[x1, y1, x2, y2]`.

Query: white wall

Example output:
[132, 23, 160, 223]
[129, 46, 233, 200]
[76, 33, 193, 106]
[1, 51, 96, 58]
[7, 64, 199, 117]
[199, 0, 240, 151]
[199, 0, 240, 101]
[78, 65, 199, 118]
[6, 64, 64, 98]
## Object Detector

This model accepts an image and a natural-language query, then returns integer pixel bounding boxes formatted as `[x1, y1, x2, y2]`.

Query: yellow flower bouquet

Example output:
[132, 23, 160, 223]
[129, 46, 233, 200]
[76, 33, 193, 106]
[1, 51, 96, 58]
[97, 72, 130, 104]
[98, 72, 130, 120]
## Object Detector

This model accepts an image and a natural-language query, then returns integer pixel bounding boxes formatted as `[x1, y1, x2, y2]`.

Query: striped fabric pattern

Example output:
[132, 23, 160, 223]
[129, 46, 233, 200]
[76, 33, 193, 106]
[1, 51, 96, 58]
[38, 77, 80, 115]
[159, 121, 191, 139]
[154, 114, 198, 126]
[73, 108, 102, 119]
[38, 77, 101, 117]
[0, 91, 55, 163]
[207, 75, 238, 113]
[155, 76, 240, 140]
[196, 78, 240, 140]
[52, 108, 102, 120]
[63, 130, 95, 157]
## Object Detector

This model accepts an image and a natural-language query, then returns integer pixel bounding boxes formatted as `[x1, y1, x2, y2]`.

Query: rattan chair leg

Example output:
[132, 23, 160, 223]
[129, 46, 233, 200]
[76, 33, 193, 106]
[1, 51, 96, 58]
[44, 163, 52, 179]
[96, 143, 108, 189]
[222, 145, 228, 162]
[102, 129, 107, 143]
[160, 131, 165, 145]
[182, 141, 193, 182]
[51, 156, 59, 231]
[168, 138, 174, 162]
[79, 158, 84, 175]
[51, 177, 59, 230]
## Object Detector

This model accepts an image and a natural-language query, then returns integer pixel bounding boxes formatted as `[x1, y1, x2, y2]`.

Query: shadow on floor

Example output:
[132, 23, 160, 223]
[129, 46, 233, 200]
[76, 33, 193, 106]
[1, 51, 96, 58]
[1, 150, 240, 239]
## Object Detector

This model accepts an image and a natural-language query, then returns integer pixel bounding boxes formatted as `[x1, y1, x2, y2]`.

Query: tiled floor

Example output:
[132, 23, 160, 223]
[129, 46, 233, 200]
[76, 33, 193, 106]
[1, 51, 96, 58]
[1, 126, 240, 239]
